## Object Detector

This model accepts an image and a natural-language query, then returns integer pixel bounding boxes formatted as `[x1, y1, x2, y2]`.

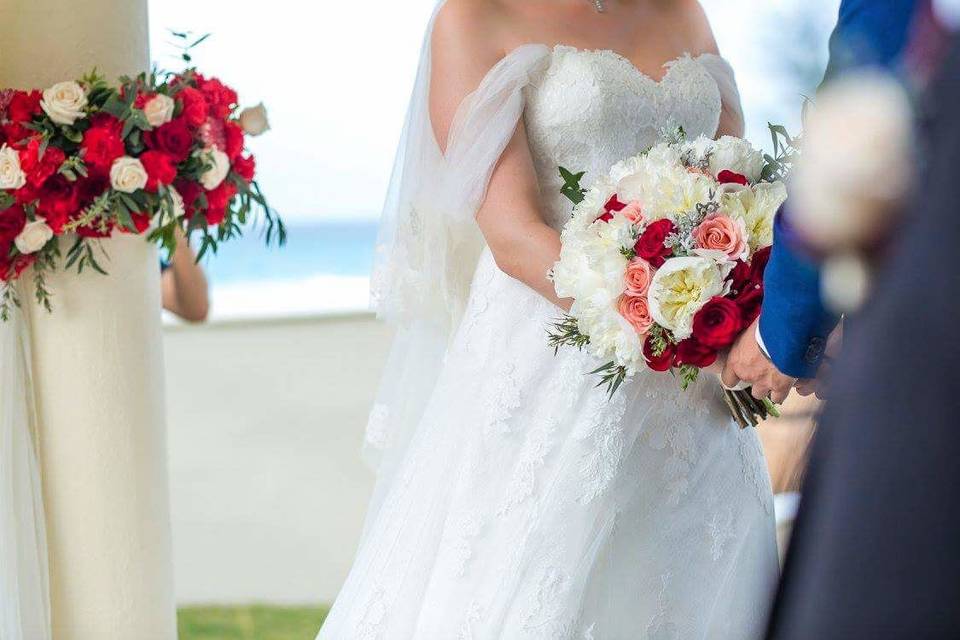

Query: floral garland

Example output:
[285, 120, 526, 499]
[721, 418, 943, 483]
[0, 64, 284, 319]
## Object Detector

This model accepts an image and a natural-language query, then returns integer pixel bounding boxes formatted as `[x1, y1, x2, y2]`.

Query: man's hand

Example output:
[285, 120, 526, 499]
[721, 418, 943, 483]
[721, 318, 796, 404]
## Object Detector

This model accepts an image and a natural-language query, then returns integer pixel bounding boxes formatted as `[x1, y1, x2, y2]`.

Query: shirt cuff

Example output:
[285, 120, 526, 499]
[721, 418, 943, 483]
[755, 324, 772, 359]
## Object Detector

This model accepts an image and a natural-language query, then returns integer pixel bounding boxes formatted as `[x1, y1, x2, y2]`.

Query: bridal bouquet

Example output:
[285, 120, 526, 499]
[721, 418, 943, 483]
[549, 129, 795, 427]
[0, 66, 284, 319]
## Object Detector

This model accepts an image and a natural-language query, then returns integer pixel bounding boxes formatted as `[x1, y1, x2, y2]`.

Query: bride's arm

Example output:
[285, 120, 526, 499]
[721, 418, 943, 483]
[430, 1, 572, 310]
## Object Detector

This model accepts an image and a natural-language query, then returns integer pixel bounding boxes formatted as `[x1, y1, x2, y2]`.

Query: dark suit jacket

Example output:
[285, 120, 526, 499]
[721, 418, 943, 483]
[766, 38, 960, 639]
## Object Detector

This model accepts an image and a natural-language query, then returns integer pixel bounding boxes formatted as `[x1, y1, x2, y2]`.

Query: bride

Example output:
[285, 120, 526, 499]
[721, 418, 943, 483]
[319, 0, 778, 637]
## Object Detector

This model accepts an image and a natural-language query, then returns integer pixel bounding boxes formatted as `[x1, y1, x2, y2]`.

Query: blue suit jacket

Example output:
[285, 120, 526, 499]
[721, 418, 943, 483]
[759, 0, 920, 378]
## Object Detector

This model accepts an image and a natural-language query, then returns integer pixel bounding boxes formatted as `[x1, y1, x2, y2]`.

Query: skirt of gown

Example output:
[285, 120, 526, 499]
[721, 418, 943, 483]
[318, 249, 779, 640]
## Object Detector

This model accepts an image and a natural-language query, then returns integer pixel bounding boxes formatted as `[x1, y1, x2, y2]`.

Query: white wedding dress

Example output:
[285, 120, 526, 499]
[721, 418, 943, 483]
[319, 11, 778, 640]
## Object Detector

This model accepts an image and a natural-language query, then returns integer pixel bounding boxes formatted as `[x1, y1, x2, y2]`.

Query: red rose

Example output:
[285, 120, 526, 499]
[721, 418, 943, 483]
[735, 285, 764, 329]
[139, 150, 177, 192]
[727, 259, 751, 295]
[750, 246, 772, 284]
[146, 118, 193, 162]
[7, 90, 42, 123]
[76, 175, 110, 208]
[81, 115, 125, 174]
[675, 337, 719, 368]
[198, 77, 238, 119]
[37, 175, 78, 233]
[117, 212, 151, 234]
[19, 139, 65, 188]
[1, 123, 32, 148]
[0, 252, 36, 282]
[223, 121, 244, 160]
[634, 219, 676, 268]
[717, 170, 749, 186]
[691, 296, 743, 349]
[0, 205, 27, 246]
[175, 179, 204, 218]
[177, 87, 209, 128]
[204, 180, 237, 225]
[643, 334, 676, 372]
[232, 154, 256, 182]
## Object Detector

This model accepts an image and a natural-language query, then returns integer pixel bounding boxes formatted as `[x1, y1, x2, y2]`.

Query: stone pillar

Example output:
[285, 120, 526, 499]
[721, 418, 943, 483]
[0, 2, 177, 639]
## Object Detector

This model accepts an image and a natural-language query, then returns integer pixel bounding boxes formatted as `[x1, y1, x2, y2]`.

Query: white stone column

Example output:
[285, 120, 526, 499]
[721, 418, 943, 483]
[0, 2, 177, 639]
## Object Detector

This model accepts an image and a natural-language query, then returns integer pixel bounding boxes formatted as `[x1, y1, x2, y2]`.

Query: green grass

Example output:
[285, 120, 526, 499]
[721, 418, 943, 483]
[177, 605, 329, 640]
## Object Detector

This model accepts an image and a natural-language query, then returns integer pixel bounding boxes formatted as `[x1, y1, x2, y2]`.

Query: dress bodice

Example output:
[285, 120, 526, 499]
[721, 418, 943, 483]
[524, 46, 724, 228]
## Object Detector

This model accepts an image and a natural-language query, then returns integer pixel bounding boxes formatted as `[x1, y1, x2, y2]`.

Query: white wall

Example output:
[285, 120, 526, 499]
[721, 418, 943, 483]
[163, 313, 392, 605]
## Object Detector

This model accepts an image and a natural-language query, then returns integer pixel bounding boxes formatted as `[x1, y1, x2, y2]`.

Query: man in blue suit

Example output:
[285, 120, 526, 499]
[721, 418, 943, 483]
[765, 0, 960, 634]
[721, 0, 920, 401]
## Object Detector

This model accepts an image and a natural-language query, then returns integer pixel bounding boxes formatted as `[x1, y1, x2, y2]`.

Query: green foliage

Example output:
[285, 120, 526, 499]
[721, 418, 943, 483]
[169, 30, 212, 64]
[761, 123, 801, 183]
[559, 166, 586, 205]
[547, 314, 590, 354]
[676, 364, 700, 391]
[589, 360, 629, 397]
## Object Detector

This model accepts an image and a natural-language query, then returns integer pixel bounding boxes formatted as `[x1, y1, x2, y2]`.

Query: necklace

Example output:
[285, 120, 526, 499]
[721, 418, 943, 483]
[592, 0, 606, 12]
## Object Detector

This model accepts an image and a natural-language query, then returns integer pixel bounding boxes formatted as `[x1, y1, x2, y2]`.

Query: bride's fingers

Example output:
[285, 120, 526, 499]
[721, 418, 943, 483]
[704, 352, 727, 377]
[720, 361, 740, 389]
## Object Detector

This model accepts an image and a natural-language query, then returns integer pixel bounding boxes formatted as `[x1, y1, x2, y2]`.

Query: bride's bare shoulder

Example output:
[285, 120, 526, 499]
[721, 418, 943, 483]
[672, 0, 721, 56]
[433, 0, 510, 60]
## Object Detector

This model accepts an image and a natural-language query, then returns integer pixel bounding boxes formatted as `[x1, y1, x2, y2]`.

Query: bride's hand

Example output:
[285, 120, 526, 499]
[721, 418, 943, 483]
[705, 351, 728, 379]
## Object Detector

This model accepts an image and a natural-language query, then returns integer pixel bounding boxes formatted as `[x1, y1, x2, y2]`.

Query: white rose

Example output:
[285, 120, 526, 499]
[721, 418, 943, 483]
[40, 81, 88, 126]
[144, 94, 175, 128]
[238, 103, 270, 136]
[708, 135, 765, 183]
[0, 144, 26, 190]
[200, 149, 231, 190]
[14, 220, 54, 254]
[110, 156, 148, 193]
[647, 256, 733, 340]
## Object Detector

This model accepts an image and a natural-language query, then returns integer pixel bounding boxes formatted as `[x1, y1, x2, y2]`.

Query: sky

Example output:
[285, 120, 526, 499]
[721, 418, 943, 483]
[148, 0, 841, 224]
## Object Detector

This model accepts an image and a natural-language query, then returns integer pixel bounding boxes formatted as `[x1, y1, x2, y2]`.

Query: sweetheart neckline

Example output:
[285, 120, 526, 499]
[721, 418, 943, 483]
[548, 44, 714, 87]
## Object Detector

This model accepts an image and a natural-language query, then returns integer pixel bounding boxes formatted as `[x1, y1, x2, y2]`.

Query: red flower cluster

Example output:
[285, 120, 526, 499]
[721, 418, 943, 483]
[0, 68, 268, 291]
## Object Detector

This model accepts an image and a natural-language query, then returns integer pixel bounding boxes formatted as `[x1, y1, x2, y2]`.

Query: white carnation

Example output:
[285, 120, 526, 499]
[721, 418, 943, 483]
[40, 81, 88, 126]
[708, 135, 765, 183]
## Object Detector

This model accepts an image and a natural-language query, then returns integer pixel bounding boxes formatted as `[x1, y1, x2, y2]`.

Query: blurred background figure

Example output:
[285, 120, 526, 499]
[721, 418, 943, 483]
[768, 1, 960, 637]
[161, 227, 210, 323]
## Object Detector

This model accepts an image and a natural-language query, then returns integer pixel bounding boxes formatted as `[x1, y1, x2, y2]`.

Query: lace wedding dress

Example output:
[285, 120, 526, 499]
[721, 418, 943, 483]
[319, 11, 778, 640]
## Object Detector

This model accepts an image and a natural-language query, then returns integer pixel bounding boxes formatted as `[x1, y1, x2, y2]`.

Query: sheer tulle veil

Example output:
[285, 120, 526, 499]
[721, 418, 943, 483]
[364, 1, 552, 518]
[0, 307, 52, 640]
[363, 0, 743, 521]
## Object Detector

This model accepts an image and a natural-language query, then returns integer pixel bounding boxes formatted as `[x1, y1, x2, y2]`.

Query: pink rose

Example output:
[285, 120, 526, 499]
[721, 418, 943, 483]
[693, 213, 747, 260]
[624, 257, 653, 297]
[618, 294, 653, 335]
[619, 200, 644, 224]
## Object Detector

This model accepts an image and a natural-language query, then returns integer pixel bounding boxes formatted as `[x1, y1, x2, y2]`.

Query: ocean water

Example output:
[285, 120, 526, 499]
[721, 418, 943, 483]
[200, 219, 379, 319]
